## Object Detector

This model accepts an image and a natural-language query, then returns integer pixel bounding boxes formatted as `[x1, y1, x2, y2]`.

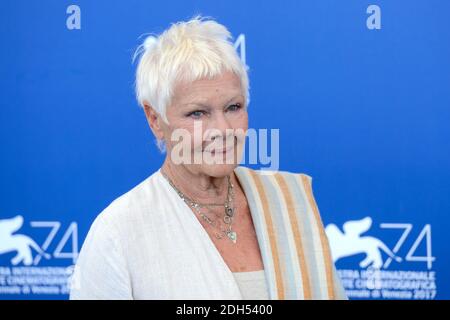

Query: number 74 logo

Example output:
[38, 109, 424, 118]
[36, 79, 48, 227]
[326, 218, 435, 270]
[30, 221, 78, 265]
[380, 223, 435, 269]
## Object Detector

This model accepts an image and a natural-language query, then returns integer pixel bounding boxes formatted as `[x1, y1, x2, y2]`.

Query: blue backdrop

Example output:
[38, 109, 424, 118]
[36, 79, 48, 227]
[1, 0, 449, 300]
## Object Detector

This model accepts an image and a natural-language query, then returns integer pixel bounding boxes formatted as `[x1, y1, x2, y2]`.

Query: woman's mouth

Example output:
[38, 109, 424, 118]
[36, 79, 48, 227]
[210, 146, 233, 154]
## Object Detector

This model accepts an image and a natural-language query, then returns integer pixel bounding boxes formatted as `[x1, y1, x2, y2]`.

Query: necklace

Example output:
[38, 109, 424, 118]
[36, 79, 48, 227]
[160, 170, 238, 244]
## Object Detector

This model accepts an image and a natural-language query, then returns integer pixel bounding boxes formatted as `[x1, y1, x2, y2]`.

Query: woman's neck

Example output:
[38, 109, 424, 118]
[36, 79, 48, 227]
[161, 159, 232, 204]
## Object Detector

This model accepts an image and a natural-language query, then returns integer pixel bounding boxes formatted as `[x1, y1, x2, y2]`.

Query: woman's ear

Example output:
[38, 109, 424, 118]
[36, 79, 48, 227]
[143, 103, 164, 140]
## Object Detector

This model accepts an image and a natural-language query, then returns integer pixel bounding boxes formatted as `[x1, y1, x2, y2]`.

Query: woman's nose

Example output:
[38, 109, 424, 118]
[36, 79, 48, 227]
[209, 111, 232, 135]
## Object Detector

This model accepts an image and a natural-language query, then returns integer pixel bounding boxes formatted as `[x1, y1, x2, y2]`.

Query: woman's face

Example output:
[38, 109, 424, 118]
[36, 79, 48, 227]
[161, 70, 248, 178]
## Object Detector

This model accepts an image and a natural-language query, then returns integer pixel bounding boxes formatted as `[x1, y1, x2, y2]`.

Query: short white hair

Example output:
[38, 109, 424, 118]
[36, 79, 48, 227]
[133, 15, 250, 125]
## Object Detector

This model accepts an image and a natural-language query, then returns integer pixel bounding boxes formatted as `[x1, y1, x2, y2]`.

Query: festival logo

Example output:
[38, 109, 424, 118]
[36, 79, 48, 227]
[326, 217, 436, 299]
[0, 215, 78, 297]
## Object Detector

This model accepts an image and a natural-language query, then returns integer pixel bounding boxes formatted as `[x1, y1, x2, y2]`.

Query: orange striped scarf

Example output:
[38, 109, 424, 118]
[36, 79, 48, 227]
[234, 166, 347, 300]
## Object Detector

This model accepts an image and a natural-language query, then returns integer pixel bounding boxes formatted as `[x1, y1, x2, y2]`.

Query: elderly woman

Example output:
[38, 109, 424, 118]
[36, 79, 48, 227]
[70, 17, 347, 300]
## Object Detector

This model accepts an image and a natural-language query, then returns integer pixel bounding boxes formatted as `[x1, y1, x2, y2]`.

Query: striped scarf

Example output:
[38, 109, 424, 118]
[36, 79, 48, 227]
[234, 166, 346, 300]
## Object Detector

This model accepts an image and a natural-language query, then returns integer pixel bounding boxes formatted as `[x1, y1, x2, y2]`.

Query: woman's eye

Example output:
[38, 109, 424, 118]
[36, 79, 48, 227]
[227, 103, 242, 112]
[187, 110, 206, 118]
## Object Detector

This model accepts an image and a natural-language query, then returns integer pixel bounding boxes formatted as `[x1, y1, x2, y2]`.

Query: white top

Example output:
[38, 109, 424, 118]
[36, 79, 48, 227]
[70, 169, 244, 300]
[232, 270, 269, 300]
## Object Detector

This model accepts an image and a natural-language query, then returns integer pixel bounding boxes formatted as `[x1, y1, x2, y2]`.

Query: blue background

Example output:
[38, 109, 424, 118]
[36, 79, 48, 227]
[1, 0, 449, 299]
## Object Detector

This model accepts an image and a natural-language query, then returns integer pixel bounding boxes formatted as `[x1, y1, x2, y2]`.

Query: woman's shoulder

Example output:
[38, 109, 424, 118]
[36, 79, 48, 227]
[234, 166, 313, 185]
[233, 166, 320, 217]
[89, 169, 165, 234]
[69, 171, 165, 300]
